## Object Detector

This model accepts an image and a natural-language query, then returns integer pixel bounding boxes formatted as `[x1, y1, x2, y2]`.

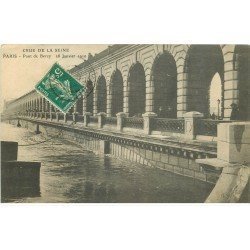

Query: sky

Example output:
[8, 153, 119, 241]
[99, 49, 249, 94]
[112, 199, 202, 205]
[0, 44, 108, 111]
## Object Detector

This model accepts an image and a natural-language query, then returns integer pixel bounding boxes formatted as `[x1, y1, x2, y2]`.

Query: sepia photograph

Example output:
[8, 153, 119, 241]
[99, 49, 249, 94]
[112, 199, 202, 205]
[1, 44, 249, 203]
[0, 1, 249, 249]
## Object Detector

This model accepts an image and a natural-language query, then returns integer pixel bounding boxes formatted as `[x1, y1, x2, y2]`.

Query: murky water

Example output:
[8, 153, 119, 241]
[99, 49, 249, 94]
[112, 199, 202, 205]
[1, 122, 214, 203]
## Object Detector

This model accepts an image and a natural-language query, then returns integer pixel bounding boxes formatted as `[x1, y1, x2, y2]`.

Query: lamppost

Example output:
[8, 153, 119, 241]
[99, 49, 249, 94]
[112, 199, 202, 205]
[217, 99, 221, 120]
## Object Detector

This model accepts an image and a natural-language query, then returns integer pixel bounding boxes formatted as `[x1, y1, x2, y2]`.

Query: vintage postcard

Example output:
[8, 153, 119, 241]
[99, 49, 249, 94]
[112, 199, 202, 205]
[1, 44, 249, 203]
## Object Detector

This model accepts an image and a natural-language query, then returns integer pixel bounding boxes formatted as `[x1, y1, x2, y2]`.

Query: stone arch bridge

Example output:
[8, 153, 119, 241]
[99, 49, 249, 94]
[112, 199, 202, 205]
[2, 45, 250, 200]
[3, 44, 250, 121]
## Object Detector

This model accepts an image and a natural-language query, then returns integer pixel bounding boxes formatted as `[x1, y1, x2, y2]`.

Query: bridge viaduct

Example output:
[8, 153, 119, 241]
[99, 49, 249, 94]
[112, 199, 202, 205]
[2, 45, 250, 198]
[3, 44, 250, 121]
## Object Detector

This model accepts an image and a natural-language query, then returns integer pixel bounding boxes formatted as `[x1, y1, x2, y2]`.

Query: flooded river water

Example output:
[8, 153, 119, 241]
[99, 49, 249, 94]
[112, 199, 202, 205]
[1, 122, 214, 203]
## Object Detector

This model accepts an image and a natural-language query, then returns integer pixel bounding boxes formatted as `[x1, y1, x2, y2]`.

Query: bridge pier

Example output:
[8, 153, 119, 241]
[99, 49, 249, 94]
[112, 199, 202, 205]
[197, 122, 250, 202]
[35, 124, 41, 134]
[99, 140, 110, 154]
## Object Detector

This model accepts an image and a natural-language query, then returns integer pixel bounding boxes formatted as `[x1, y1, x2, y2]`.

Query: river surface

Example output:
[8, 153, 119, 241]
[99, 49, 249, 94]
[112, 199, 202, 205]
[1, 122, 214, 203]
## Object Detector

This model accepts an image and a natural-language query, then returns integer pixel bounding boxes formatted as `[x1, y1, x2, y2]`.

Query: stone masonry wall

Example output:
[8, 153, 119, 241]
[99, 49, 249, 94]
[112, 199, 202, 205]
[13, 119, 220, 184]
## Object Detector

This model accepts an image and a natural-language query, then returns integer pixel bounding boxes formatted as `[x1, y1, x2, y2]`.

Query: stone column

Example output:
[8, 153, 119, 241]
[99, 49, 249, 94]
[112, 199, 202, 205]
[40, 98, 43, 112]
[93, 87, 98, 116]
[26, 102, 29, 116]
[145, 75, 154, 113]
[73, 103, 78, 122]
[36, 98, 40, 118]
[224, 70, 239, 120]
[116, 112, 127, 132]
[45, 102, 49, 119]
[41, 98, 44, 118]
[142, 112, 157, 135]
[84, 112, 92, 127]
[183, 111, 203, 140]
[46, 100, 50, 112]
[27, 101, 30, 116]
[24, 103, 26, 115]
[83, 96, 87, 114]
[49, 103, 53, 120]
[106, 81, 112, 117]
[41, 98, 45, 112]
[223, 47, 239, 120]
[30, 100, 33, 116]
[177, 72, 188, 118]
[123, 79, 129, 115]
[55, 108, 59, 122]
[72, 113, 77, 123]
[97, 112, 106, 128]
[64, 113, 68, 123]
[33, 99, 36, 117]
[36, 99, 39, 113]
[32, 100, 35, 115]
[99, 140, 110, 154]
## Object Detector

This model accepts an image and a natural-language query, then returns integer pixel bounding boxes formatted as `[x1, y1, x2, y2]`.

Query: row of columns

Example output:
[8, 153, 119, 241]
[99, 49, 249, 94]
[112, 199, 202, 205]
[82, 76, 155, 117]
[5, 46, 248, 121]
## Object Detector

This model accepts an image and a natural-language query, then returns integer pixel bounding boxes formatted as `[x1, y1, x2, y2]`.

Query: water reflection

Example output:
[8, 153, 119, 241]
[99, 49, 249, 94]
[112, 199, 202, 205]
[1, 123, 214, 203]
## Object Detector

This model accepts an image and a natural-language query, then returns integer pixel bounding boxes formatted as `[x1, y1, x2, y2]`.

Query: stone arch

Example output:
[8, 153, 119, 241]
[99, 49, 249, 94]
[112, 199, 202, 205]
[234, 45, 250, 120]
[96, 75, 107, 113]
[184, 45, 224, 118]
[127, 62, 146, 116]
[151, 51, 177, 118]
[110, 69, 124, 116]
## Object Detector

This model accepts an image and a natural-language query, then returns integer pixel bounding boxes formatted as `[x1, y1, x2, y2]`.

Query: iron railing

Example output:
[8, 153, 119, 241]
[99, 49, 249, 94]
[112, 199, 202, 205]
[153, 118, 185, 133]
[58, 113, 64, 120]
[13, 111, 234, 138]
[195, 119, 230, 137]
[105, 117, 117, 126]
[67, 114, 73, 121]
[123, 117, 144, 129]
[89, 116, 98, 123]
[78, 115, 84, 123]
[51, 112, 56, 120]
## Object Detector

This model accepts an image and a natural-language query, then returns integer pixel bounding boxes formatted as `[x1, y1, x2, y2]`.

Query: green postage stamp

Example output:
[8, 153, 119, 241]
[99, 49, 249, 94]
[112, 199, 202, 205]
[35, 63, 85, 113]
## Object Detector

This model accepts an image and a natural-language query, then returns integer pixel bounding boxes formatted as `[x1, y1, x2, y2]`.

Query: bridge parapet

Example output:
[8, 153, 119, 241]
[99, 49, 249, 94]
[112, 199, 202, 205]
[104, 116, 117, 127]
[2, 110, 234, 140]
